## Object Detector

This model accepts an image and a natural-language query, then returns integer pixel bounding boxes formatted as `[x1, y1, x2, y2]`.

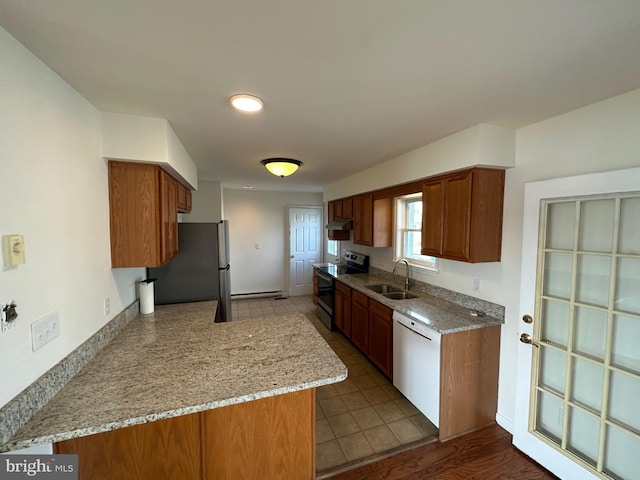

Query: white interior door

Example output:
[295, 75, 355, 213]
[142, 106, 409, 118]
[514, 167, 640, 480]
[288, 206, 322, 296]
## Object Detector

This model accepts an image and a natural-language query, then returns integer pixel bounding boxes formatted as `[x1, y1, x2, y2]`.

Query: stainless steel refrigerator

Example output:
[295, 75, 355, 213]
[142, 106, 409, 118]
[148, 221, 232, 322]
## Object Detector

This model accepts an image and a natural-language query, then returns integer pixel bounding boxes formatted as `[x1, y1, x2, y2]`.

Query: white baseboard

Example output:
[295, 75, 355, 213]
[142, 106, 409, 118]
[496, 412, 514, 435]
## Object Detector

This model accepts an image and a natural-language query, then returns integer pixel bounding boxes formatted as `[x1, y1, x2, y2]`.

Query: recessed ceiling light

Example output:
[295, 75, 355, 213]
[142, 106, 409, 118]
[230, 94, 263, 113]
[243, 185, 254, 189]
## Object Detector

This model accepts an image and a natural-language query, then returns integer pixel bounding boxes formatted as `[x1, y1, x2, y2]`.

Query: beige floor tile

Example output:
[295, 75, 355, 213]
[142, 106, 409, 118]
[341, 391, 370, 411]
[352, 374, 379, 390]
[394, 397, 421, 417]
[380, 384, 403, 400]
[346, 362, 368, 377]
[317, 384, 340, 400]
[388, 418, 426, 444]
[327, 412, 361, 438]
[316, 419, 335, 443]
[334, 378, 359, 395]
[316, 401, 326, 420]
[361, 386, 392, 405]
[351, 406, 385, 430]
[363, 425, 401, 453]
[337, 432, 375, 462]
[409, 413, 439, 437]
[369, 370, 389, 386]
[374, 401, 406, 423]
[320, 396, 349, 416]
[316, 440, 347, 472]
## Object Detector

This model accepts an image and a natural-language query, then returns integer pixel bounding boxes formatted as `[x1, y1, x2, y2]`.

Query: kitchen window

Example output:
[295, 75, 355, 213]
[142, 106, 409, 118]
[396, 193, 438, 272]
[327, 239, 338, 257]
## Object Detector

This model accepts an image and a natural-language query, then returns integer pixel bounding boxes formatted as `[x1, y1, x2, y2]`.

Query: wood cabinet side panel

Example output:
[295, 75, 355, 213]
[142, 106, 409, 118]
[468, 168, 505, 262]
[109, 162, 161, 268]
[54, 413, 202, 480]
[202, 390, 315, 480]
[438, 326, 501, 441]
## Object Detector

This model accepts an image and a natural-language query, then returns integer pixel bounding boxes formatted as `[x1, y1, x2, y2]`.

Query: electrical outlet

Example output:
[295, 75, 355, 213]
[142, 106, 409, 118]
[473, 278, 481, 291]
[31, 312, 60, 351]
[104, 298, 111, 316]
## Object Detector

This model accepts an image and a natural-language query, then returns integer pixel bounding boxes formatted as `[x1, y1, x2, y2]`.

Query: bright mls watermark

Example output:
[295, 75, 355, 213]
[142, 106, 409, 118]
[0, 455, 77, 479]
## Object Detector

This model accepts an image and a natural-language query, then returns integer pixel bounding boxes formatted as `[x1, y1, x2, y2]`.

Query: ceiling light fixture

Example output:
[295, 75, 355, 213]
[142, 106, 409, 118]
[230, 94, 263, 113]
[261, 158, 302, 178]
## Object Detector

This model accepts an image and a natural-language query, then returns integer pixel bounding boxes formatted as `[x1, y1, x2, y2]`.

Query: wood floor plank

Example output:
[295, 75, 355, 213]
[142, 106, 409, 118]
[326, 425, 557, 480]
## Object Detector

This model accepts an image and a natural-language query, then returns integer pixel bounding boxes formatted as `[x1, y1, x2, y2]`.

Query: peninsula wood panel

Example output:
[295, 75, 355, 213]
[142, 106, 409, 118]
[202, 389, 315, 480]
[54, 413, 201, 480]
[438, 325, 501, 441]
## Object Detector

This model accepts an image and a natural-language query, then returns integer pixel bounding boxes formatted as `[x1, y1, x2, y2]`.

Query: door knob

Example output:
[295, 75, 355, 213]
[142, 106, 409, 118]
[520, 333, 539, 348]
[523, 314, 533, 324]
[290, 255, 295, 259]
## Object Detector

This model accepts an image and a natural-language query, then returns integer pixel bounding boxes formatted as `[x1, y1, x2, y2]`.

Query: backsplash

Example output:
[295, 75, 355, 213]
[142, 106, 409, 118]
[369, 266, 505, 321]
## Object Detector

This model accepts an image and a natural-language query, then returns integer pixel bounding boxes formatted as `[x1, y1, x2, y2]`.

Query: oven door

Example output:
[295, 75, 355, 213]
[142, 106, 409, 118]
[316, 270, 334, 329]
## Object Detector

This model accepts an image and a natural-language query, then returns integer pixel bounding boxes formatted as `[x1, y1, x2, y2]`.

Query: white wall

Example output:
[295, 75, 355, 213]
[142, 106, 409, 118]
[223, 189, 323, 295]
[325, 88, 640, 432]
[101, 112, 198, 190]
[324, 123, 515, 201]
[181, 181, 223, 223]
[0, 28, 143, 408]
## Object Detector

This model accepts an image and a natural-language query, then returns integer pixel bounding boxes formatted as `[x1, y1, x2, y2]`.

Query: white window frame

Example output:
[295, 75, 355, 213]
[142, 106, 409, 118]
[395, 193, 439, 274]
[327, 238, 338, 257]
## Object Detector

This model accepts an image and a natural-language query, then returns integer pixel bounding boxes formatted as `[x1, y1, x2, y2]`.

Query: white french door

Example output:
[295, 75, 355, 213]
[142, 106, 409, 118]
[514, 167, 640, 480]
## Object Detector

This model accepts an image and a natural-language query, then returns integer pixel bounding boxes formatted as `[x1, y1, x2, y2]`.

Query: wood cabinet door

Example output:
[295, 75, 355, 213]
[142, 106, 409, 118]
[334, 289, 351, 335]
[335, 199, 344, 219]
[351, 292, 369, 354]
[421, 178, 444, 256]
[159, 170, 179, 264]
[368, 300, 393, 378]
[354, 194, 373, 246]
[177, 183, 192, 213]
[54, 413, 202, 480]
[441, 171, 473, 261]
[342, 198, 353, 220]
[108, 161, 161, 268]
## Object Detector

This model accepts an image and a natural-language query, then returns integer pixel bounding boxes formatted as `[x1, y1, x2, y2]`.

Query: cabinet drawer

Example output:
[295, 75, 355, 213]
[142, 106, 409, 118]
[335, 280, 351, 297]
[352, 290, 369, 307]
[369, 299, 392, 323]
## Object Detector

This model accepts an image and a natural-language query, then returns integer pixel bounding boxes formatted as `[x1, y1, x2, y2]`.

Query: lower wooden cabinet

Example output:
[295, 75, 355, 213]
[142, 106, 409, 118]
[367, 300, 393, 378]
[334, 280, 352, 335]
[334, 283, 393, 379]
[351, 291, 370, 354]
[55, 389, 316, 480]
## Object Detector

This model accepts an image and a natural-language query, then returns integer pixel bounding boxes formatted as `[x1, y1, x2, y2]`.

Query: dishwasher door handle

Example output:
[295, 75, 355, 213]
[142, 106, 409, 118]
[396, 320, 432, 341]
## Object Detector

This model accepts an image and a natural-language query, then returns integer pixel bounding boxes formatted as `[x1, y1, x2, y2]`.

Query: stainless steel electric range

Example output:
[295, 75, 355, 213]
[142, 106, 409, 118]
[315, 251, 369, 330]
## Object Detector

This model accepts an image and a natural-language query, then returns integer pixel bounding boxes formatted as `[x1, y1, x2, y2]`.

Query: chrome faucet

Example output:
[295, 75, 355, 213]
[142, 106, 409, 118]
[393, 259, 411, 290]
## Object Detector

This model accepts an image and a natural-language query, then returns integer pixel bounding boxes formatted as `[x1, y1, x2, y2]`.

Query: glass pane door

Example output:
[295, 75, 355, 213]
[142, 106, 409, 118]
[532, 193, 640, 480]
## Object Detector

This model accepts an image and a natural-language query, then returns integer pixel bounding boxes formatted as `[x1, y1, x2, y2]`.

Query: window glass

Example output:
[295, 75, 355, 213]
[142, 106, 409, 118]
[396, 194, 438, 271]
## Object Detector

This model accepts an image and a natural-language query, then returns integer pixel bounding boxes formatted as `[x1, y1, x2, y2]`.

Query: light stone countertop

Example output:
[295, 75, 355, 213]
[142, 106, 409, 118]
[1, 302, 347, 452]
[331, 272, 503, 334]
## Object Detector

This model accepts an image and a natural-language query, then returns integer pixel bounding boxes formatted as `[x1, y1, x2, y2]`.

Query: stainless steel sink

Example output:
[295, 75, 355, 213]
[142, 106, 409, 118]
[382, 291, 420, 300]
[365, 284, 402, 294]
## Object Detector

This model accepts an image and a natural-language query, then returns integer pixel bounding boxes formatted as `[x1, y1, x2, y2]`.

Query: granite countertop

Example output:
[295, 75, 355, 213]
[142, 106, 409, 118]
[317, 266, 503, 334]
[1, 302, 347, 452]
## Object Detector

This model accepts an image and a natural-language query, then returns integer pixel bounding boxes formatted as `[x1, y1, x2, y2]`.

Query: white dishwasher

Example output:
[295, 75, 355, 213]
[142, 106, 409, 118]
[393, 311, 441, 427]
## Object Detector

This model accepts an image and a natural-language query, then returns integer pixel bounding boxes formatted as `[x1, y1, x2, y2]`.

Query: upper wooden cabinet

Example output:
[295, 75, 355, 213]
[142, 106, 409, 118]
[108, 161, 180, 268]
[353, 194, 392, 247]
[421, 167, 505, 263]
[327, 200, 350, 241]
[177, 183, 192, 213]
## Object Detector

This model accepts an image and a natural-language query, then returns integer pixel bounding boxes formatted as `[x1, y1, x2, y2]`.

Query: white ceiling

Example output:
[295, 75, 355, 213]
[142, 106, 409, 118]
[2, 1, 640, 192]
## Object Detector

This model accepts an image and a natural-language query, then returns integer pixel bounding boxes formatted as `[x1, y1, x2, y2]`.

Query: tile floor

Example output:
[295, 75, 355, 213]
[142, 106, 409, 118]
[232, 294, 438, 475]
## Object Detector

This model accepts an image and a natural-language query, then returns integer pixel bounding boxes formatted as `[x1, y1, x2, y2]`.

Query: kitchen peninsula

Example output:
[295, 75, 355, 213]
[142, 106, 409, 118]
[1, 302, 347, 479]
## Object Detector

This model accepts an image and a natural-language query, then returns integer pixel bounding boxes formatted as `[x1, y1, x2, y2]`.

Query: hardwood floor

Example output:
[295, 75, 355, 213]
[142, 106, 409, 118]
[323, 424, 558, 480]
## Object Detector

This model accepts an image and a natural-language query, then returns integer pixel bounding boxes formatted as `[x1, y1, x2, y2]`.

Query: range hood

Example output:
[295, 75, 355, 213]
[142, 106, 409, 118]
[326, 220, 353, 231]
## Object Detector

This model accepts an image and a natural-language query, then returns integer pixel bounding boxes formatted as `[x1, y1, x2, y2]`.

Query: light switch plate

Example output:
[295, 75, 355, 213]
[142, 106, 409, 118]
[3, 234, 26, 266]
[31, 312, 60, 351]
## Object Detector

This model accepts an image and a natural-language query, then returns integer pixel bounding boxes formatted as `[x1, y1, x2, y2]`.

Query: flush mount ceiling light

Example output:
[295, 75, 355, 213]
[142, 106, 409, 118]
[230, 94, 263, 113]
[261, 158, 302, 178]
